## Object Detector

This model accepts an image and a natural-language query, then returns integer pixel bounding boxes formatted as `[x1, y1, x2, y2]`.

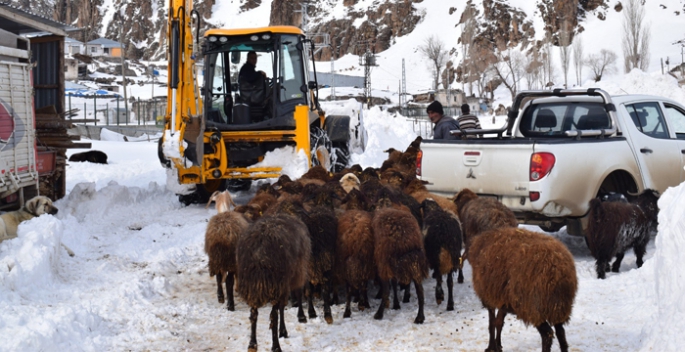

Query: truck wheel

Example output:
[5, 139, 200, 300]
[538, 222, 565, 233]
[331, 143, 350, 173]
[310, 126, 332, 170]
[226, 179, 252, 192]
[178, 179, 223, 205]
[158, 137, 171, 168]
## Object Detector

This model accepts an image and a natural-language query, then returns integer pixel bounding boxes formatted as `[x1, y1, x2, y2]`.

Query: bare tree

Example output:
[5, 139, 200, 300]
[585, 49, 617, 82]
[493, 50, 524, 100]
[558, 21, 573, 88]
[524, 50, 543, 90]
[572, 35, 584, 86]
[419, 35, 449, 91]
[622, 0, 651, 72]
[541, 42, 555, 88]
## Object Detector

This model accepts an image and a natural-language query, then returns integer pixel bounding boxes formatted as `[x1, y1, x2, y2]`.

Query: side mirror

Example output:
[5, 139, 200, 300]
[307, 81, 317, 90]
[230, 51, 241, 64]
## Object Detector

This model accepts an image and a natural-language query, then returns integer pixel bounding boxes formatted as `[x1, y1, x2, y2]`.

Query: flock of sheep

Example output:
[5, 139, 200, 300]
[202, 137, 660, 352]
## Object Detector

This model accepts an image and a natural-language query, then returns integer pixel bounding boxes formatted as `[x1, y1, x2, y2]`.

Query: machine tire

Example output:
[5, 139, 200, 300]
[178, 179, 223, 206]
[331, 143, 350, 173]
[157, 137, 171, 168]
[310, 126, 333, 170]
[226, 179, 252, 192]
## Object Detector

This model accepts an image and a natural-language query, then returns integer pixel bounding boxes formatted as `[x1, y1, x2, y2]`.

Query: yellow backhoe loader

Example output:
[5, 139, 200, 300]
[159, 0, 353, 204]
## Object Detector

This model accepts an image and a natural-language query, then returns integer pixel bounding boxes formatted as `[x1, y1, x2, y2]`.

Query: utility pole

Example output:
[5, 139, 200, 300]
[400, 58, 407, 110]
[116, 12, 129, 124]
[358, 40, 377, 108]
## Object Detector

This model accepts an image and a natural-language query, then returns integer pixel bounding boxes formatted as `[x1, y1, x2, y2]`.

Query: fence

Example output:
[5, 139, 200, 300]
[66, 95, 166, 126]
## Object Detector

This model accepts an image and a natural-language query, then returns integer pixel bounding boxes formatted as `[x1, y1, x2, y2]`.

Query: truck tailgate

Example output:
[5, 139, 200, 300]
[420, 140, 534, 197]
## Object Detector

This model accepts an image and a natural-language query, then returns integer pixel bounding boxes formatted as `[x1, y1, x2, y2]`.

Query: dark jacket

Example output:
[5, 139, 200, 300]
[239, 62, 260, 84]
[433, 116, 460, 140]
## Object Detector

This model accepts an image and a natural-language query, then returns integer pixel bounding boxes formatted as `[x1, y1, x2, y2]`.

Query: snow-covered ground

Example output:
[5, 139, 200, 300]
[2, 68, 685, 351]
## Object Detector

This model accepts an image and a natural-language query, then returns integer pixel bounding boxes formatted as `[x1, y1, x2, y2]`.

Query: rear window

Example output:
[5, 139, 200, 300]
[519, 103, 611, 137]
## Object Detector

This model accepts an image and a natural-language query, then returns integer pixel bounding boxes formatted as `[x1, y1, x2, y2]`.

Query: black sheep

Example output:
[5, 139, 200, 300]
[585, 189, 659, 279]
[421, 198, 463, 311]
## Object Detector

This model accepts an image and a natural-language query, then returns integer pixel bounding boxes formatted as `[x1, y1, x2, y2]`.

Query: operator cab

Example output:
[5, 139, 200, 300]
[203, 27, 310, 131]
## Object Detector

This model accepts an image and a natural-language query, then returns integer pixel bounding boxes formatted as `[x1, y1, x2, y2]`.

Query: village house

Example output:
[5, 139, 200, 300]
[85, 38, 122, 57]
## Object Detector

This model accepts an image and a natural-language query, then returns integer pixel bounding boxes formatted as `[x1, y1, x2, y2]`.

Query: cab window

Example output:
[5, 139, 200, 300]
[626, 102, 670, 139]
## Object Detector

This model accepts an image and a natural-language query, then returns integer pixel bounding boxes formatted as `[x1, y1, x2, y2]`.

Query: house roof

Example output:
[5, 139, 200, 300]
[65, 37, 83, 44]
[0, 3, 77, 35]
[86, 38, 122, 48]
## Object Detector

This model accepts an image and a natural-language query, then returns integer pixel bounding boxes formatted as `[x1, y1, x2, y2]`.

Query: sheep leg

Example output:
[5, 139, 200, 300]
[295, 289, 307, 323]
[373, 280, 389, 320]
[634, 242, 647, 268]
[391, 280, 401, 310]
[486, 308, 498, 352]
[595, 260, 607, 279]
[374, 277, 383, 299]
[270, 304, 282, 352]
[322, 280, 333, 324]
[611, 252, 625, 273]
[554, 323, 569, 352]
[248, 307, 258, 352]
[225, 273, 235, 311]
[435, 272, 444, 305]
[343, 284, 353, 318]
[215, 273, 225, 304]
[306, 283, 317, 319]
[446, 270, 454, 311]
[457, 267, 464, 284]
[278, 299, 288, 338]
[413, 279, 425, 324]
[402, 283, 411, 303]
[536, 322, 554, 352]
[494, 309, 506, 351]
[360, 281, 371, 310]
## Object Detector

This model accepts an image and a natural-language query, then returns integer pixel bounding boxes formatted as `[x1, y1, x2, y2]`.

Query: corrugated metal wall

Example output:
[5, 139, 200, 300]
[30, 36, 64, 114]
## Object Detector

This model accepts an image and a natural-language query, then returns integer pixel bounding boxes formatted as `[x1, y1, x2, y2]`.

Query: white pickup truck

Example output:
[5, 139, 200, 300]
[417, 88, 685, 235]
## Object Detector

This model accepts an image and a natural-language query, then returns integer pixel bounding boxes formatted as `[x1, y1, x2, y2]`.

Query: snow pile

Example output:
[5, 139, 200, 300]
[349, 106, 419, 167]
[0, 216, 65, 296]
[640, 182, 685, 350]
[586, 69, 685, 104]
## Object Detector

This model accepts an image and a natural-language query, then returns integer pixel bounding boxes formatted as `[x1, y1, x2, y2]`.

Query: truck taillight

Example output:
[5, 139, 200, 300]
[416, 150, 423, 176]
[530, 152, 555, 181]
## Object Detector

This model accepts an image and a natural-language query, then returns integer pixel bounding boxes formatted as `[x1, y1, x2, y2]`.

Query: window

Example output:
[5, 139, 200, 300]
[279, 35, 305, 103]
[519, 102, 610, 137]
[104, 48, 110, 55]
[90, 46, 97, 54]
[626, 102, 670, 139]
[664, 103, 685, 140]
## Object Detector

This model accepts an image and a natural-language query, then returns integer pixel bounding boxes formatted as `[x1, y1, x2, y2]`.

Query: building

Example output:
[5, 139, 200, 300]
[85, 38, 122, 57]
[64, 37, 83, 55]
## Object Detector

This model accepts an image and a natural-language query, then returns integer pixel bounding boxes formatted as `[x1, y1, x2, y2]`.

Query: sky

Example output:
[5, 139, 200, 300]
[1, 69, 685, 351]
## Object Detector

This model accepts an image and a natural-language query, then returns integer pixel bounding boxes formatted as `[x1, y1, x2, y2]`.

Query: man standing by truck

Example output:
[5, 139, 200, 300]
[427, 100, 459, 140]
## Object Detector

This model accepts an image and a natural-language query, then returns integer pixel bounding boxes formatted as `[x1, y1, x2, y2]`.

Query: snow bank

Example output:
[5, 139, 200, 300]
[640, 182, 685, 350]
[0, 216, 65, 296]
[350, 106, 419, 167]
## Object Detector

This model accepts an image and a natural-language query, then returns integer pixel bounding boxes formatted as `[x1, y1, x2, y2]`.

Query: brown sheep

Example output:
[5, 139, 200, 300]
[468, 227, 577, 352]
[403, 177, 458, 215]
[454, 188, 518, 249]
[585, 189, 659, 279]
[336, 205, 375, 318]
[204, 211, 250, 310]
[420, 198, 463, 310]
[372, 197, 429, 324]
[273, 198, 338, 324]
[236, 214, 311, 352]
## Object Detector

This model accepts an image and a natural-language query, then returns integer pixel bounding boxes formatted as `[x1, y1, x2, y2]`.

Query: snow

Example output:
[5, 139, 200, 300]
[3, 67, 685, 351]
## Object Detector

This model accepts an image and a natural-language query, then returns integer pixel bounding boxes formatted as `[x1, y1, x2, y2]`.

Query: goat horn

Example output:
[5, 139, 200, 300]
[625, 190, 639, 196]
